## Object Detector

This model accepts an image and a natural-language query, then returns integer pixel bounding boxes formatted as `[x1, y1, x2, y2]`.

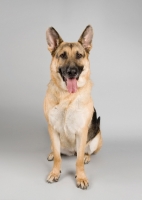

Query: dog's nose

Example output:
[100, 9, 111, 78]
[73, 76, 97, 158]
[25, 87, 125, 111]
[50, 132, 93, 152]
[67, 67, 78, 77]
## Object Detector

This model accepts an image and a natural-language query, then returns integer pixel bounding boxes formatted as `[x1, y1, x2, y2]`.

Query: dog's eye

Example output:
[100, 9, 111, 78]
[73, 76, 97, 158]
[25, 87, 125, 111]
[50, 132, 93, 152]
[76, 52, 83, 59]
[60, 52, 67, 59]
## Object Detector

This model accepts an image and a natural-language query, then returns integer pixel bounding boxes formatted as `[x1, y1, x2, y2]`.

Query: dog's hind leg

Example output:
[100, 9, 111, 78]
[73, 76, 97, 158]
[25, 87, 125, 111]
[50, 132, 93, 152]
[47, 145, 54, 161]
[74, 152, 90, 164]
[84, 132, 102, 164]
[47, 152, 54, 161]
[85, 131, 102, 156]
[84, 154, 91, 164]
[93, 131, 102, 154]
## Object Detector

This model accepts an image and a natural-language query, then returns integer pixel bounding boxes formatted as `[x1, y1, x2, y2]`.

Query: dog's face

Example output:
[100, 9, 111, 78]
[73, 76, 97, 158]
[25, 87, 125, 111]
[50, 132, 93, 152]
[46, 25, 93, 93]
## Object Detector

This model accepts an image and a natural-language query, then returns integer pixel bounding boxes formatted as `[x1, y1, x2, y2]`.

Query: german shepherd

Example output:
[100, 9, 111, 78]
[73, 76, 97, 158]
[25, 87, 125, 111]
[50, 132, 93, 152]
[44, 25, 102, 189]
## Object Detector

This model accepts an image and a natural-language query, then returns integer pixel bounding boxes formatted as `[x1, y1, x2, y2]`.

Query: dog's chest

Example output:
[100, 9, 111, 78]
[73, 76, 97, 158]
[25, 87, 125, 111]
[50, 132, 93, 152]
[48, 97, 88, 137]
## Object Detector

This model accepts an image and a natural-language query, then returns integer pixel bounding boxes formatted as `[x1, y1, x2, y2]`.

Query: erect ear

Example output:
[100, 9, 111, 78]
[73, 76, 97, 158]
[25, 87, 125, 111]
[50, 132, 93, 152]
[46, 27, 63, 54]
[78, 25, 93, 53]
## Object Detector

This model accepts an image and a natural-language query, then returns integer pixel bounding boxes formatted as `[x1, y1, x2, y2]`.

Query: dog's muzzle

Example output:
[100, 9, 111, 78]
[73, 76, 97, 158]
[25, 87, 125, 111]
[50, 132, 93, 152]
[66, 67, 78, 78]
[59, 66, 83, 93]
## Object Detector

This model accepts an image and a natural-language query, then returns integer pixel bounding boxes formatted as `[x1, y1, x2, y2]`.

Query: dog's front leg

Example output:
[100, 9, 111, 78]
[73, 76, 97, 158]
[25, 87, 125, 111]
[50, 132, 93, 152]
[46, 124, 61, 183]
[76, 127, 89, 189]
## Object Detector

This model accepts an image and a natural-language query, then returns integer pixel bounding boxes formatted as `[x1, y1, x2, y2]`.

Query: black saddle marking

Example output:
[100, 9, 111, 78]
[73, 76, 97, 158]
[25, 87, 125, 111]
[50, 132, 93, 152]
[87, 108, 101, 143]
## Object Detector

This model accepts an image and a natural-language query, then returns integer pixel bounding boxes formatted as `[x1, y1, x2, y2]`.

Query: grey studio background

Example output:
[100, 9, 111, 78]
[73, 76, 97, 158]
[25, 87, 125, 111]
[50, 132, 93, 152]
[0, 0, 142, 199]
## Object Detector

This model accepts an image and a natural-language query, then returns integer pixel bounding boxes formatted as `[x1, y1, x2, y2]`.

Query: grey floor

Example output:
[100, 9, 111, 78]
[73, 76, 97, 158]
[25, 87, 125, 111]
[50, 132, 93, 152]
[0, 108, 142, 200]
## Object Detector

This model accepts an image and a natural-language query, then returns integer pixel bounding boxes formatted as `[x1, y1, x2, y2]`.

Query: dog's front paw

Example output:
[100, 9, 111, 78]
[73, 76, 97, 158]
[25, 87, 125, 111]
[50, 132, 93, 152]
[76, 175, 89, 189]
[46, 170, 61, 183]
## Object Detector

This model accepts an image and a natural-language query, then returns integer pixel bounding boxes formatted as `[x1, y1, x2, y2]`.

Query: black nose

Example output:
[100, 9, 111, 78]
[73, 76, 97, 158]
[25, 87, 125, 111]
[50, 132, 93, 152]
[67, 67, 78, 78]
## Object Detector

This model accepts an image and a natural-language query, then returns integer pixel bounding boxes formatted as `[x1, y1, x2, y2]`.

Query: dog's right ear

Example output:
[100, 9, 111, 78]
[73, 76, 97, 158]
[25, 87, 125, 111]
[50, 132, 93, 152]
[46, 27, 63, 54]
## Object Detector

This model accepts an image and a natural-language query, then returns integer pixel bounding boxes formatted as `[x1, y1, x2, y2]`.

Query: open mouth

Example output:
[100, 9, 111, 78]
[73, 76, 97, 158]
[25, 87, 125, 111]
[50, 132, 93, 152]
[59, 66, 83, 93]
[64, 77, 78, 93]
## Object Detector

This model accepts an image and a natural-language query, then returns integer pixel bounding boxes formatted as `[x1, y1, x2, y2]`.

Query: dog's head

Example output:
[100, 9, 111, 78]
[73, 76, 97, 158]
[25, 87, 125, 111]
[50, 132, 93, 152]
[46, 25, 93, 93]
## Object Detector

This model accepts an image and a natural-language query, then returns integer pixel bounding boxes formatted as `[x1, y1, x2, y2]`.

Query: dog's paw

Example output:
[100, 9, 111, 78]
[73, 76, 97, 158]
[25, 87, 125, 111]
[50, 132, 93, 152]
[76, 175, 89, 189]
[47, 152, 54, 161]
[84, 154, 90, 164]
[46, 170, 61, 183]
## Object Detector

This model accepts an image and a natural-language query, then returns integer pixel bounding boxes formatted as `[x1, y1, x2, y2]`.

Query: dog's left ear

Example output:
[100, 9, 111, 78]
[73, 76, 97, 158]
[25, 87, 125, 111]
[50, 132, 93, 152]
[78, 25, 93, 53]
[46, 27, 63, 54]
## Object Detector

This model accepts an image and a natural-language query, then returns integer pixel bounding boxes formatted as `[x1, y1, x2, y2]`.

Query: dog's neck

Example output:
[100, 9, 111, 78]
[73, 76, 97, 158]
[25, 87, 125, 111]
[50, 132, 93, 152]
[48, 79, 92, 105]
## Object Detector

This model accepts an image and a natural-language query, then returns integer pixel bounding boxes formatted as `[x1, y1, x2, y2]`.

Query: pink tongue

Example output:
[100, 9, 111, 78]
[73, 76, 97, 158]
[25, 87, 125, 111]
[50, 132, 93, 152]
[66, 78, 77, 93]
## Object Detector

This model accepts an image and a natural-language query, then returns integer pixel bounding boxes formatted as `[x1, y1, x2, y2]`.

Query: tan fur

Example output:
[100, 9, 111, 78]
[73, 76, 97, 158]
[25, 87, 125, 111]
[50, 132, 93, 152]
[94, 131, 103, 154]
[44, 25, 102, 189]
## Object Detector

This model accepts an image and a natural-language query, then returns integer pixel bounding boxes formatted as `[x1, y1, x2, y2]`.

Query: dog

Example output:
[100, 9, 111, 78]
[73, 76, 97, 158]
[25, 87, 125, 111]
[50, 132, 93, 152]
[44, 25, 102, 189]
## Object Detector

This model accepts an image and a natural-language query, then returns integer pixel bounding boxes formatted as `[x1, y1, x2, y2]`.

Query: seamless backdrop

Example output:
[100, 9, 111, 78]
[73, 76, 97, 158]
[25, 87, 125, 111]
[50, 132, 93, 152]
[0, 0, 142, 200]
